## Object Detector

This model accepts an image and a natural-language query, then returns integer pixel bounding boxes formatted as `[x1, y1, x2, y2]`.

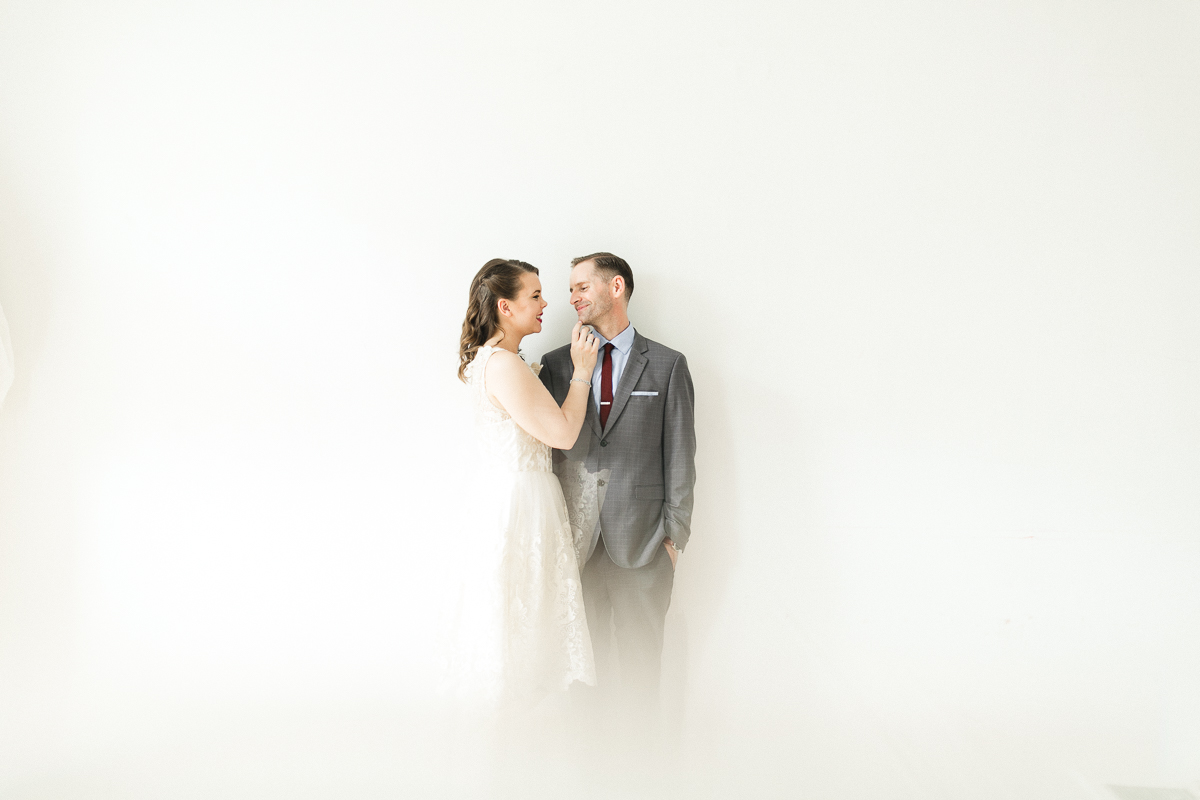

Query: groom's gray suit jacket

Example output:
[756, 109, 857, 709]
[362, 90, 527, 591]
[540, 330, 696, 570]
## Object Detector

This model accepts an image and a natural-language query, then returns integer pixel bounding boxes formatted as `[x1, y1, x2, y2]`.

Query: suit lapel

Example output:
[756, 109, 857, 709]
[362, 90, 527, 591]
[602, 332, 649, 434]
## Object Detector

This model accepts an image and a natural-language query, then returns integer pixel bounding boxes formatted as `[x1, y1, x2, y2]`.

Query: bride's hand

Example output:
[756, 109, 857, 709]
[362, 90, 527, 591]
[570, 322, 600, 379]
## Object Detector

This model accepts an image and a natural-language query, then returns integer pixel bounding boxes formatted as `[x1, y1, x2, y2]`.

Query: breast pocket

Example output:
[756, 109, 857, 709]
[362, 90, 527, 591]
[630, 391, 659, 397]
[635, 485, 665, 500]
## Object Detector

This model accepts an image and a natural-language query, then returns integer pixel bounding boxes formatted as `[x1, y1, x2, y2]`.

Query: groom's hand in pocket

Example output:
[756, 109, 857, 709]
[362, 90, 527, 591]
[664, 540, 678, 570]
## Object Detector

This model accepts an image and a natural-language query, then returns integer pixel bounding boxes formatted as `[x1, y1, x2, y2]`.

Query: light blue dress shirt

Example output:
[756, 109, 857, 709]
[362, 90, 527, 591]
[589, 324, 635, 415]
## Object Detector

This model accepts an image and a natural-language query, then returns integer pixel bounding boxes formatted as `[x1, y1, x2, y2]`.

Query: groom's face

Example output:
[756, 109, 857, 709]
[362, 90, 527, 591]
[569, 261, 616, 326]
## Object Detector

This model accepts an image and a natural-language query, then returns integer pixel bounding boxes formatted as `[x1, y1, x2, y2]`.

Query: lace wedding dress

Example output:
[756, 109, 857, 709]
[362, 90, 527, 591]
[448, 346, 595, 704]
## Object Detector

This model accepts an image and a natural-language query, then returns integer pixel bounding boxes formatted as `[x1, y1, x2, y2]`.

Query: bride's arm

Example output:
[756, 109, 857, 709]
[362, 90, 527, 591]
[486, 324, 598, 449]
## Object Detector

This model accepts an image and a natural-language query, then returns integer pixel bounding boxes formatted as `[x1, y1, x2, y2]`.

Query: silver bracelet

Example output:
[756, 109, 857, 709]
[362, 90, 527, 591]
[571, 378, 591, 388]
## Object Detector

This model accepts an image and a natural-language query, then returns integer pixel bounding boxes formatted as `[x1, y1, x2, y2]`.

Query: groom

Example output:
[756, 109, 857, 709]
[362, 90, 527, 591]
[539, 252, 696, 706]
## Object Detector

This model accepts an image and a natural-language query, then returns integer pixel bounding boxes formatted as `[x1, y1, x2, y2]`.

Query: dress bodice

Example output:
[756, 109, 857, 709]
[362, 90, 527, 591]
[464, 346, 552, 474]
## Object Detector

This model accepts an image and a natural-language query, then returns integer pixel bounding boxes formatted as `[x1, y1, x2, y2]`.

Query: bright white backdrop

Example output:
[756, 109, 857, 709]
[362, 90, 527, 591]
[1, 1, 1198, 798]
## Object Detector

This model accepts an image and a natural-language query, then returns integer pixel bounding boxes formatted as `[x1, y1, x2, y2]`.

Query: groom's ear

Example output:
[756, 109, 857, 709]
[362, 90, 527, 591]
[611, 275, 626, 300]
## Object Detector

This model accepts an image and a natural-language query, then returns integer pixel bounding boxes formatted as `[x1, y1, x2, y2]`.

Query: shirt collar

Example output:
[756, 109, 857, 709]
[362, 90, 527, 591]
[594, 323, 635, 354]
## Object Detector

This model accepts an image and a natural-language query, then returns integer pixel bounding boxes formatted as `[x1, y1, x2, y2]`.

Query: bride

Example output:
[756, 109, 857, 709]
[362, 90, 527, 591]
[453, 258, 600, 703]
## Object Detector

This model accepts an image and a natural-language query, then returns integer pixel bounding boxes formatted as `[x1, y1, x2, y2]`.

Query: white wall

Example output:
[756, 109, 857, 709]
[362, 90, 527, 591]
[1, 1, 1198, 797]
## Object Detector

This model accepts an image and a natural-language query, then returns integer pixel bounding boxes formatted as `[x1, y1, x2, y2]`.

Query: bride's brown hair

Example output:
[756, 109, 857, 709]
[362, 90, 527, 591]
[458, 258, 539, 382]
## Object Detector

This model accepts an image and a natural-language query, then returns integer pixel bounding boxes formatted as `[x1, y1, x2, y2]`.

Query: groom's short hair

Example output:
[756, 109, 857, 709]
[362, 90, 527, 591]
[571, 252, 634, 302]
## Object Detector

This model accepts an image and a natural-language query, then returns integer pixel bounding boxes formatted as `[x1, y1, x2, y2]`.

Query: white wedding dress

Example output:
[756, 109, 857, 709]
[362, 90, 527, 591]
[448, 346, 595, 704]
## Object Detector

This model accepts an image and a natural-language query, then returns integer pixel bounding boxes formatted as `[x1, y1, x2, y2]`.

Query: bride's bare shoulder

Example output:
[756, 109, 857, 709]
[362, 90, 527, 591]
[482, 349, 529, 379]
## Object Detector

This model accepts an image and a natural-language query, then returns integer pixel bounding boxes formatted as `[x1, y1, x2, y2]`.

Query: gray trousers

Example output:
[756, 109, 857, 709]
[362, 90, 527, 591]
[581, 537, 674, 703]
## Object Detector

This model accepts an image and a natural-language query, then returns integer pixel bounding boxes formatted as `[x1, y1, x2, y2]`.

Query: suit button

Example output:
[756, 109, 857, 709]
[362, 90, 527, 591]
[600, 440, 608, 447]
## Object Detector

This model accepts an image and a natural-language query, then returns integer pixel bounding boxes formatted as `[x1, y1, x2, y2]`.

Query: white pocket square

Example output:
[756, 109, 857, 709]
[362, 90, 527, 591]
[630, 391, 659, 396]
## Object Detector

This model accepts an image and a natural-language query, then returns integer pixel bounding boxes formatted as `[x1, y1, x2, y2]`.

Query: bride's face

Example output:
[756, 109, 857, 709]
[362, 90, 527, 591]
[500, 272, 547, 336]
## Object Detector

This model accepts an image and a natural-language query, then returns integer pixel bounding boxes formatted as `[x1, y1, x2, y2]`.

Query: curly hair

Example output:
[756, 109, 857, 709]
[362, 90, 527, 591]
[458, 258, 539, 382]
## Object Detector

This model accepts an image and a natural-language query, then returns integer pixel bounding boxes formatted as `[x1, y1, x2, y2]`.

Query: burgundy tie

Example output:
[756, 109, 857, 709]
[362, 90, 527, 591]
[599, 342, 614, 429]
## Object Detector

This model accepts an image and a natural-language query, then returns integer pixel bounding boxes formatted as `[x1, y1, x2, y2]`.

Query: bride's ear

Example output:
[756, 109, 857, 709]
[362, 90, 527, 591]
[497, 298, 511, 318]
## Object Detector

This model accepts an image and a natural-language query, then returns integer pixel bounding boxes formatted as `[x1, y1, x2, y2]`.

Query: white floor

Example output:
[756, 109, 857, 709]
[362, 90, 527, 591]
[2, 688, 1197, 800]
